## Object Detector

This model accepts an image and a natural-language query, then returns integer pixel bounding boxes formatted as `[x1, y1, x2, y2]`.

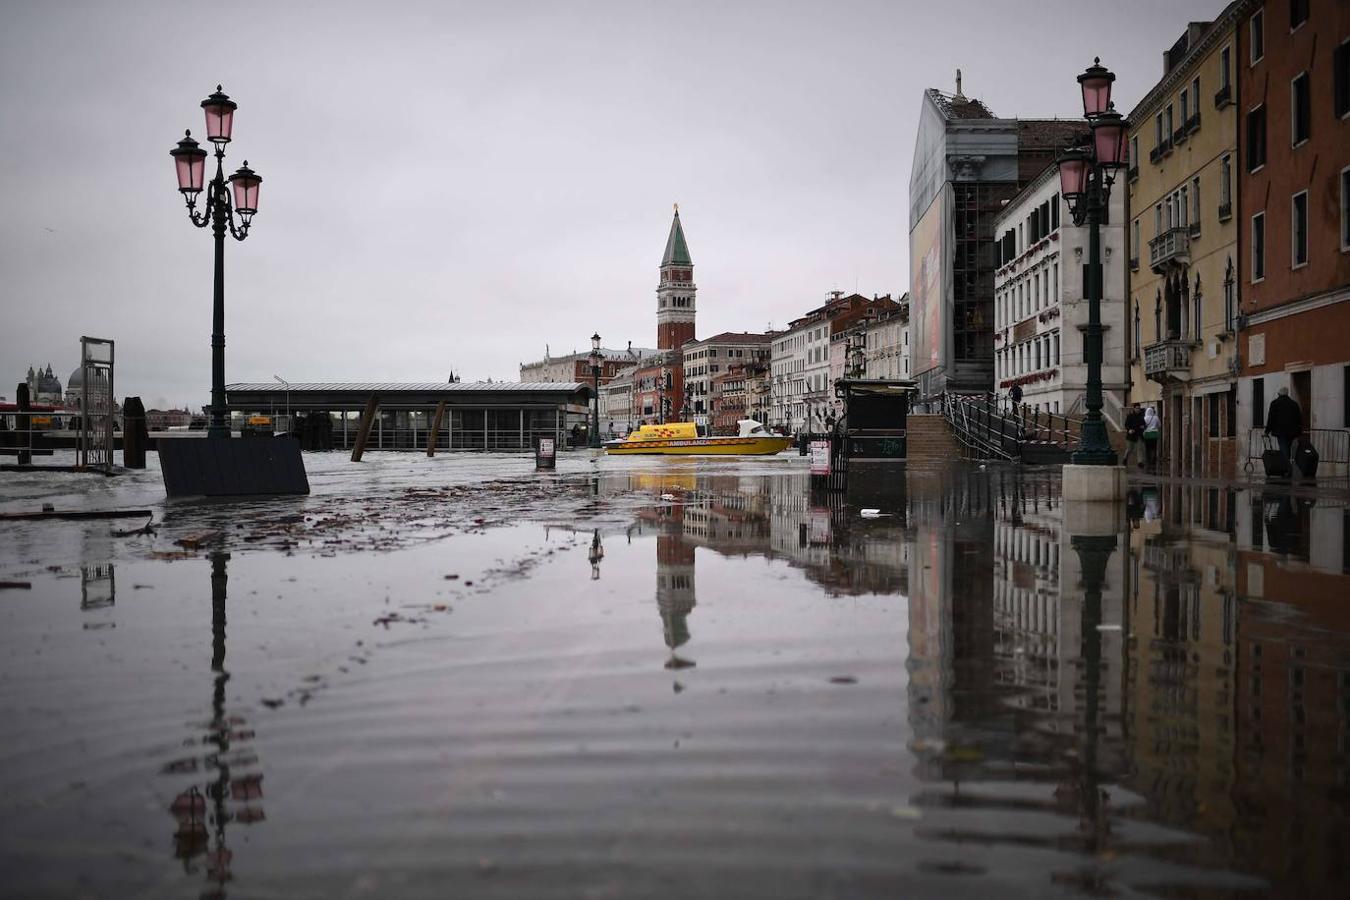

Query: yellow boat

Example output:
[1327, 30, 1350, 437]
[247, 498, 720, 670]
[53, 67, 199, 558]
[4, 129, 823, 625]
[605, 419, 793, 456]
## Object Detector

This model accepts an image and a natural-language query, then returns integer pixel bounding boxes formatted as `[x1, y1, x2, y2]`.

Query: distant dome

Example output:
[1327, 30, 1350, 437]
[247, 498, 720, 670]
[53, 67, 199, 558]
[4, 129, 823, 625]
[68, 367, 84, 388]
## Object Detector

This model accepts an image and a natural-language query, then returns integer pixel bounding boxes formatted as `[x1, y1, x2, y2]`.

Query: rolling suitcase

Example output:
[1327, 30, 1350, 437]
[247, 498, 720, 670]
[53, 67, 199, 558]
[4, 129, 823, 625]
[1261, 435, 1291, 478]
[1294, 439, 1319, 478]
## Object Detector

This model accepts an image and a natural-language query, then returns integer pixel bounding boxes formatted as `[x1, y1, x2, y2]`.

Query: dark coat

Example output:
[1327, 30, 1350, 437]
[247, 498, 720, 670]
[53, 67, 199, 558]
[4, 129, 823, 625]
[1009, 385, 1023, 403]
[1265, 394, 1302, 439]
[1124, 409, 1146, 440]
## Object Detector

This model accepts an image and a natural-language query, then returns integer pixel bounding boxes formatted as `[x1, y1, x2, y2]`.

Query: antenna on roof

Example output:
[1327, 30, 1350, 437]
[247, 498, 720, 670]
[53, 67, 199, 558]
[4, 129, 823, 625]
[954, 68, 964, 100]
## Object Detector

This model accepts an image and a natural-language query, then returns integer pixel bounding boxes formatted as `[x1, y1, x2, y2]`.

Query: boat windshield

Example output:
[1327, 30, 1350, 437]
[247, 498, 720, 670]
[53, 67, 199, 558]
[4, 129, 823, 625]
[737, 419, 770, 437]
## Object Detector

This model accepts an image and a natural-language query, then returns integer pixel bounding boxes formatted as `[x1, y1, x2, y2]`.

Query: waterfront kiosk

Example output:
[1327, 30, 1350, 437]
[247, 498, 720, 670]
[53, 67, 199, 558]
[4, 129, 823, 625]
[833, 379, 916, 461]
[224, 381, 593, 451]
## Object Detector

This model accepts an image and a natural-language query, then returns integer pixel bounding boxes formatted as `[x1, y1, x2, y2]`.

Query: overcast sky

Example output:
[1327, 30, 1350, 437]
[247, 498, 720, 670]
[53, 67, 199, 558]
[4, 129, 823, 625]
[1, 0, 1222, 407]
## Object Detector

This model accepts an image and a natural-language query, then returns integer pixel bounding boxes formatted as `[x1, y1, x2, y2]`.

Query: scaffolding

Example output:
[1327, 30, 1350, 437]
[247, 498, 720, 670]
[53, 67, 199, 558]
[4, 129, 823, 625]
[78, 336, 115, 473]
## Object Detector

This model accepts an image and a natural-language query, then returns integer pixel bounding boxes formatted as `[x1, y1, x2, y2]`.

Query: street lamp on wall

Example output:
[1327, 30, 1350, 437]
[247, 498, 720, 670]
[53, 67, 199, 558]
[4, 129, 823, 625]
[1056, 58, 1129, 466]
[170, 86, 262, 440]
[588, 332, 602, 449]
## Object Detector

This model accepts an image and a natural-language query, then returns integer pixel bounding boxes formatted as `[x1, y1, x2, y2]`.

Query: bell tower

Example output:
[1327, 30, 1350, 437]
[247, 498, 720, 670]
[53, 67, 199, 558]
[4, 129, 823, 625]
[656, 205, 696, 350]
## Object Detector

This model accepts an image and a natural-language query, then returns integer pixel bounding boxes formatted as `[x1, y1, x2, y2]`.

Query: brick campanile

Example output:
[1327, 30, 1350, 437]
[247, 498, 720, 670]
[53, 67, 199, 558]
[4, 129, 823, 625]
[656, 205, 696, 350]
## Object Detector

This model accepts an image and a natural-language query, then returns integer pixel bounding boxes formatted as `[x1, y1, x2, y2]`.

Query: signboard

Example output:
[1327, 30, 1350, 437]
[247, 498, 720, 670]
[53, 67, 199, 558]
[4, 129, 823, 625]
[536, 437, 556, 470]
[809, 439, 831, 475]
[909, 190, 946, 378]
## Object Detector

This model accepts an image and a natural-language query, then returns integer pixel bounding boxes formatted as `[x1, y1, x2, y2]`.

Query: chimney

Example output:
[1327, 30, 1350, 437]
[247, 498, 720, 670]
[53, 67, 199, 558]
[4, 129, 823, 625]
[954, 68, 964, 100]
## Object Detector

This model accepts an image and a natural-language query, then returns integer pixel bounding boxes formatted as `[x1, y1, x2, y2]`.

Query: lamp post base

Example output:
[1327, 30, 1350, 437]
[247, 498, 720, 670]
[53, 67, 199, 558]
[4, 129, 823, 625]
[1062, 463, 1126, 503]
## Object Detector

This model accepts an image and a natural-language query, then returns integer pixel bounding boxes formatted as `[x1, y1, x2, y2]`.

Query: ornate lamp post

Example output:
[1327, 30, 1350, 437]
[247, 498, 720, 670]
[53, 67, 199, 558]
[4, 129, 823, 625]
[588, 333, 602, 449]
[170, 87, 262, 440]
[1057, 60, 1128, 466]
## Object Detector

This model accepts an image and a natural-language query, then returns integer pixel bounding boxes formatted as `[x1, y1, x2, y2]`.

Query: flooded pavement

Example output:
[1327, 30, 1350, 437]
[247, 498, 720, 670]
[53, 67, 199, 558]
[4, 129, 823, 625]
[1, 452, 1347, 898]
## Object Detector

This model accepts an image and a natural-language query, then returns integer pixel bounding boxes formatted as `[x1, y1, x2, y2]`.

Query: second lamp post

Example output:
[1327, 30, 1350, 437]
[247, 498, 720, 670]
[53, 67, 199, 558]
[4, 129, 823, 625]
[1056, 59, 1129, 467]
[588, 333, 602, 448]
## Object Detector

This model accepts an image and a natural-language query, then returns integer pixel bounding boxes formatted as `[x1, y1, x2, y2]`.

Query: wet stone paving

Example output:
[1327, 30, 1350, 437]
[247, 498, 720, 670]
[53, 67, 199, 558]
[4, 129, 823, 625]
[1, 451, 1348, 899]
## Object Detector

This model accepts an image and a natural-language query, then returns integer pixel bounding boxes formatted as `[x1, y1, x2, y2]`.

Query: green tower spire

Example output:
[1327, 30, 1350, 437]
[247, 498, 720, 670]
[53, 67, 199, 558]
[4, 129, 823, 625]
[661, 205, 692, 267]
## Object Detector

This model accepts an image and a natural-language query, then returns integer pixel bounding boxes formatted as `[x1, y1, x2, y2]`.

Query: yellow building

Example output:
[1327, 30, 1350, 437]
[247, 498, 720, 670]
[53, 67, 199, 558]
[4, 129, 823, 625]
[1127, 3, 1249, 478]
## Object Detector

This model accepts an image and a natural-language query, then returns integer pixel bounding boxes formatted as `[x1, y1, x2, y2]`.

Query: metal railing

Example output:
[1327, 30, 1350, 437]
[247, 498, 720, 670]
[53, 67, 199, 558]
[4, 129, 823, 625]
[940, 393, 1085, 462]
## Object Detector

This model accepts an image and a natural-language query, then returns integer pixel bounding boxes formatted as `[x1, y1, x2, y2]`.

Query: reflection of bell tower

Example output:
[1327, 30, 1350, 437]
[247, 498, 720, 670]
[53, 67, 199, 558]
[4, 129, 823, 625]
[656, 531, 697, 670]
[656, 205, 696, 350]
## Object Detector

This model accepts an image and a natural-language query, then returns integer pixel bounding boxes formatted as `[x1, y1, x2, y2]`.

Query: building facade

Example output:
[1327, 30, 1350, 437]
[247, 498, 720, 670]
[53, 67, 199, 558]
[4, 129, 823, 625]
[1128, 5, 1246, 478]
[770, 292, 878, 432]
[994, 164, 1128, 419]
[519, 343, 652, 385]
[908, 82, 1080, 401]
[681, 332, 773, 428]
[24, 364, 63, 404]
[1234, 0, 1350, 473]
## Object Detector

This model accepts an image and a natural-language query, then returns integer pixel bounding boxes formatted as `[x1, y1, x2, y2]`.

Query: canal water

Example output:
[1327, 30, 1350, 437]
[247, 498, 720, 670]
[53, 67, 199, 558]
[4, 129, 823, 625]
[0, 453, 1346, 898]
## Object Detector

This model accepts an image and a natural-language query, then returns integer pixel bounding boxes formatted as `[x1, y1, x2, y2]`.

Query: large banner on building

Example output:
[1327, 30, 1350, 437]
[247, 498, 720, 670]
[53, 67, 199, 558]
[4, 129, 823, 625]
[909, 189, 946, 378]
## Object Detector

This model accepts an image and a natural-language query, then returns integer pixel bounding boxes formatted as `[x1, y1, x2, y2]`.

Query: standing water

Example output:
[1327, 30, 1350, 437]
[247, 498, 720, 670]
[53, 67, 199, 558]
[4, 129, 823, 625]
[0, 452, 1346, 898]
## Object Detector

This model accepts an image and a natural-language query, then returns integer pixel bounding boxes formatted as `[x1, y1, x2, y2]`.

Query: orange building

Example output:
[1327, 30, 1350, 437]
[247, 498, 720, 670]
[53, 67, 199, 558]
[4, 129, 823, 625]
[1235, 1, 1350, 472]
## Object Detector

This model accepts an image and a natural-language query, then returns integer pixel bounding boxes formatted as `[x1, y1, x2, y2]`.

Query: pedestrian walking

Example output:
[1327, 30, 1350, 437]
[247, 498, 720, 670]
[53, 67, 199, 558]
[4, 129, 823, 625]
[1009, 383, 1023, 413]
[1122, 404, 1145, 469]
[1264, 387, 1302, 471]
[1142, 406, 1161, 473]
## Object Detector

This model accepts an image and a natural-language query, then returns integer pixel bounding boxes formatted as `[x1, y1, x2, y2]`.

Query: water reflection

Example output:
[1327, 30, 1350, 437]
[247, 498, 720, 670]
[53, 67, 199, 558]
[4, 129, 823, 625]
[591, 464, 1348, 895]
[163, 552, 266, 900]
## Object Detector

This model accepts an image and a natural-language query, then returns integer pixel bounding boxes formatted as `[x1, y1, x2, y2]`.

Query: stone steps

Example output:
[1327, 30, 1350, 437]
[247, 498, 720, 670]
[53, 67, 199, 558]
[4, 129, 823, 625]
[906, 415, 963, 460]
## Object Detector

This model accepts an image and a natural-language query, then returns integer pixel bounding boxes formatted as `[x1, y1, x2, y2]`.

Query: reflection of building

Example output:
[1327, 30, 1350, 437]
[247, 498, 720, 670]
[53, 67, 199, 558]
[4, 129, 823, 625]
[1236, 534, 1350, 895]
[1126, 8, 1244, 478]
[908, 78, 1080, 400]
[656, 530, 697, 668]
[1123, 484, 1239, 844]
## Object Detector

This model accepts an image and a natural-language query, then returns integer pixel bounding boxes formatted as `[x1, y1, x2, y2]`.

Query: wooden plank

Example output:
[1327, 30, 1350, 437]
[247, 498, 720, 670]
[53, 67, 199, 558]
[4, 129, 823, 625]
[351, 396, 379, 462]
[426, 400, 447, 457]
[0, 507, 153, 520]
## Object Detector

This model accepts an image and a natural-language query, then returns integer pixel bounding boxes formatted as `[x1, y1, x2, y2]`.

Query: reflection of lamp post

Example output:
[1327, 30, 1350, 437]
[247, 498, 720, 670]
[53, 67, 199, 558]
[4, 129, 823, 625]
[588, 333, 602, 449]
[1069, 533, 1116, 853]
[588, 530, 604, 579]
[1057, 60, 1127, 466]
[170, 87, 263, 440]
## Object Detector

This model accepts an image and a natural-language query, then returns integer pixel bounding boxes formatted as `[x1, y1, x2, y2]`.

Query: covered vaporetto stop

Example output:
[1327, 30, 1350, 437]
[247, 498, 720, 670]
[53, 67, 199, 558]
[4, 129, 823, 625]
[224, 382, 593, 451]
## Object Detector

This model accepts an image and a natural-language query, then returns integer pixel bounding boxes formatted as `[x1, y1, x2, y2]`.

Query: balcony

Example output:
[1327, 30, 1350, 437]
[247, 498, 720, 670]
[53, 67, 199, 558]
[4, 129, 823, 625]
[1188, 221, 1201, 238]
[1187, 112, 1201, 133]
[1127, 164, 1139, 182]
[1173, 125, 1188, 146]
[1217, 200, 1232, 221]
[1149, 145, 1162, 164]
[1214, 83, 1232, 108]
[1144, 339, 1193, 382]
[1148, 226, 1192, 273]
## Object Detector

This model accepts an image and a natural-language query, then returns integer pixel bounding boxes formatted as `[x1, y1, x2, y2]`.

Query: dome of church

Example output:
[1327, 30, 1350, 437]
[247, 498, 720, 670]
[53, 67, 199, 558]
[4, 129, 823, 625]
[67, 367, 84, 389]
